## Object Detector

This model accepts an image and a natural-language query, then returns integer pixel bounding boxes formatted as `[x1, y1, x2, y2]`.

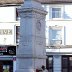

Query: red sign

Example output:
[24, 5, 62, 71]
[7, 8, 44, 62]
[0, 47, 7, 52]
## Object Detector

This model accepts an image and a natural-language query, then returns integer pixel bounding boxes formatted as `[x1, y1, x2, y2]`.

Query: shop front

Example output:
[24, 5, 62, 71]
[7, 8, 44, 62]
[0, 46, 16, 72]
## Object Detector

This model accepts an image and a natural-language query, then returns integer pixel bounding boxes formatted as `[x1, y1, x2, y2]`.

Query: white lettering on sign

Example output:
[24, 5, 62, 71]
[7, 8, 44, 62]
[0, 29, 12, 35]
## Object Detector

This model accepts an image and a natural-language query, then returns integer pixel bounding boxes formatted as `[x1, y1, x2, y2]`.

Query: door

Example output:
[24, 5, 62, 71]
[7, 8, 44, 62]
[3, 61, 13, 72]
[0, 60, 13, 72]
[62, 56, 72, 72]
[0, 61, 3, 72]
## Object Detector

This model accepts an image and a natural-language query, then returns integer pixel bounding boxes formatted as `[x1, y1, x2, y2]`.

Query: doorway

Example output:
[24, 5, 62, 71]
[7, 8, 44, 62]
[62, 56, 72, 72]
[0, 60, 13, 72]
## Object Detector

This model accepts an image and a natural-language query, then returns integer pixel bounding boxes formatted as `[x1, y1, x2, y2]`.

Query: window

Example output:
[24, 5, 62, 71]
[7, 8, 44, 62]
[49, 26, 62, 46]
[16, 26, 20, 44]
[52, 8, 61, 18]
[46, 56, 53, 72]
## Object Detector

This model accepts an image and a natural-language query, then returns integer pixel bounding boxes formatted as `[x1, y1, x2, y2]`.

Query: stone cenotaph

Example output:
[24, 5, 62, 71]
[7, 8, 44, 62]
[16, 0, 47, 72]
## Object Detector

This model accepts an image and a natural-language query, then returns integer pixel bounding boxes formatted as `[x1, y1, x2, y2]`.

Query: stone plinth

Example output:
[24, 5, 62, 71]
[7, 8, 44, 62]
[16, 0, 47, 72]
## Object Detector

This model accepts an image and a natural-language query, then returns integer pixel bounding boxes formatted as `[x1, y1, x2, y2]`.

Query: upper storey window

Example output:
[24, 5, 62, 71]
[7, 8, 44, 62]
[49, 5, 64, 19]
[52, 8, 61, 18]
[49, 26, 63, 46]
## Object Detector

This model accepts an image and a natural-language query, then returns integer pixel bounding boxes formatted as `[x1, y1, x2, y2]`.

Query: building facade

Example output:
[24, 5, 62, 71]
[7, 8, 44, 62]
[43, 2, 72, 72]
[0, 0, 72, 72]
[0, 4, 21, 72]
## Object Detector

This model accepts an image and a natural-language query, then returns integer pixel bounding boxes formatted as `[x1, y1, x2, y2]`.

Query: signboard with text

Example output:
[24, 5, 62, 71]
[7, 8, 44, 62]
[0, 46, 16, 55]
[0, 23, 16, 45]
[0, 47, 7, 52]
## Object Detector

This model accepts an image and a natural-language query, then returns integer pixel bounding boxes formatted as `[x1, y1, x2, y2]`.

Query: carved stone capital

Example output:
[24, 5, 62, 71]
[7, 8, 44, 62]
[18, 8, 47, 18]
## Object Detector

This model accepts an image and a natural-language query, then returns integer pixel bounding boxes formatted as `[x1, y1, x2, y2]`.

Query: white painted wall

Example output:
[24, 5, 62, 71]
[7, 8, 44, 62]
[64, 5, 72, 19]
[46, 20, 72, 45]
[0, 7, 16, 22]
[0, 23, 16, 45]
[43, 4, 72, 20]
[42, 4, 72, 46]
[42, 4, 72, 55]
[0, 6, 20, 45]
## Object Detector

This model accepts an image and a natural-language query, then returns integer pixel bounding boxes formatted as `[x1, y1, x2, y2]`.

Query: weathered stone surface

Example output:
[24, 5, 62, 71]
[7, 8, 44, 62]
[16, 0, 47, 72]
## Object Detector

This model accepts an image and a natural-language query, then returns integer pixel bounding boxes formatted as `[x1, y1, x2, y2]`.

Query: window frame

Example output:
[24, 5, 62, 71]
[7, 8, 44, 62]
[50, 5, 63, 20]
[49, 26, 63, 46]
[52, 8, 61, 18]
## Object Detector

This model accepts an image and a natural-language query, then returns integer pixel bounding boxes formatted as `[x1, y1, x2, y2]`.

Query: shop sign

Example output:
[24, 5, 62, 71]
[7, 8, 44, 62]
[0, 46, 16, 55]
[0, 29, 12, 35]
[0, 47, 7, 52]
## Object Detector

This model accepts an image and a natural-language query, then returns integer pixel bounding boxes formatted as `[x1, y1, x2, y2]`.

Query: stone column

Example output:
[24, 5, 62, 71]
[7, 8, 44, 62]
[16, 0, 47, 72]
